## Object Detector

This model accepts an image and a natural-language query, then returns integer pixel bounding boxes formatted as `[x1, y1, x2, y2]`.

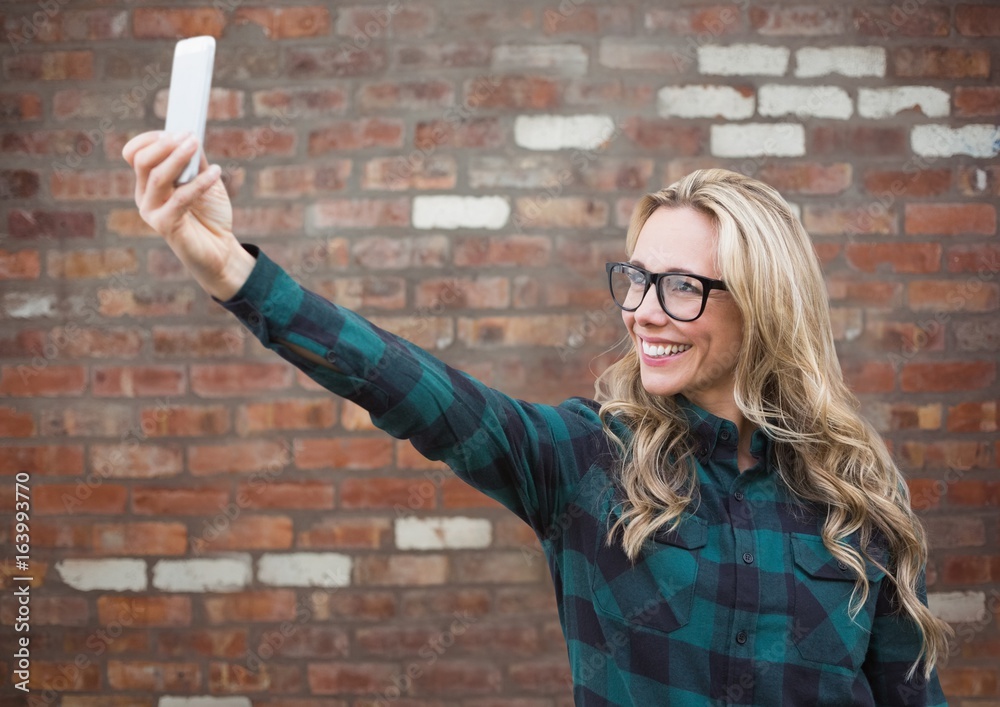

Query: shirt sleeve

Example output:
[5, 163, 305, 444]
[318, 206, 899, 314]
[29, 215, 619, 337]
[861, 566, 949, 707]
[214, 244, 607, 538]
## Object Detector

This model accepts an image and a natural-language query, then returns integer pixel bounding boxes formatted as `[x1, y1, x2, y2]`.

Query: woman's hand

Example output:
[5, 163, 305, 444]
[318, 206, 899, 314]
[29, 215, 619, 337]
[122, 131, 255, 301]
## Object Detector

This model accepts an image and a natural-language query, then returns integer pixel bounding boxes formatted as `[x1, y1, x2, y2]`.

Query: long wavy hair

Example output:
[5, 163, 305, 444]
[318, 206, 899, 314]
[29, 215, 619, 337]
[594, 168, 951, 680]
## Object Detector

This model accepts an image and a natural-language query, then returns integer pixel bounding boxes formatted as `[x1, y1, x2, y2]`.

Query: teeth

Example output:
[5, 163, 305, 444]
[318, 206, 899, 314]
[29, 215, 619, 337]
[642, 341, 691, 357]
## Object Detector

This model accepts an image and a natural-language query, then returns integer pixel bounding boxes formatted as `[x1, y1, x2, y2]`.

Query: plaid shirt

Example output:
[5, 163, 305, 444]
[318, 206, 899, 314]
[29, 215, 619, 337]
[219, 246, 948, 707]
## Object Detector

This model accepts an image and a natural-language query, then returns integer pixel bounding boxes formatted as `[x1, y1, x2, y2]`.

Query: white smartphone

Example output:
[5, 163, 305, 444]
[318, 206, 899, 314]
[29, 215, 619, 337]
[164, 35, 215, 185]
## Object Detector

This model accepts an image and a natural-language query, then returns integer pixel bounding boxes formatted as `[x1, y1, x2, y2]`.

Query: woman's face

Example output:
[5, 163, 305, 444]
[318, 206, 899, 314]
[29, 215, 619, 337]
[623, 206, 744, 415]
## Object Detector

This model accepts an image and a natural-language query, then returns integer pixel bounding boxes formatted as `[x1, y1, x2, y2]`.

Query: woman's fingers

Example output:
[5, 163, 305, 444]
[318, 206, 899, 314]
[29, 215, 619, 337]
[122, 130, 163, 167]
[143, 135, 198, 203]
[156, 163, 223, 238]
[132, 134, 183, 203]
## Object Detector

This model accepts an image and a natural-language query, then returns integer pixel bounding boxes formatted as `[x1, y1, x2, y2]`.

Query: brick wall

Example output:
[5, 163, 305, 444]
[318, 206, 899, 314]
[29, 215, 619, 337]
[1, 1, 998, 704]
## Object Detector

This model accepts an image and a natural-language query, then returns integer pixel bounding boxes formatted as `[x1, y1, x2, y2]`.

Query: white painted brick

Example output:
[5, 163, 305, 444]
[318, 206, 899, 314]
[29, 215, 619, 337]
[858, 87, 950, 119]
[412, 195, 510, 230]
[758, 85, 852, 120]
[911, 124, 1000, 158]
[492, 44, 588, 75]
[657, 85, 755, 119]
[152, 556, 251, 593]
[795, 47, 886, 78]
[698, 44, 789, 76]
[160, 699, 252, 707]
[3, 293, 56, 318]
[514, 114, 617, 151]
[710, 123, 805, 158]
[395, 516, 493, 550]
[928, 590, 987, 623]
[55, 559, 147, 592]
[257, 552, 352, 587]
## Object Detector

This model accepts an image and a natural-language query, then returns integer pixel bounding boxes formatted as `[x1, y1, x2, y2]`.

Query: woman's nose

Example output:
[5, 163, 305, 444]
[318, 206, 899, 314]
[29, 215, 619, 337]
[634, 285, 669, 326]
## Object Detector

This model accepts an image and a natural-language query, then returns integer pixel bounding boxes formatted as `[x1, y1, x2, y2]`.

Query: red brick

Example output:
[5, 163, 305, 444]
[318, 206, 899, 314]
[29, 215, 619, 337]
[355, 554, 449, 586]
[452, 550, 546, 584]
[901, 362, 996, 393]
[107, 660, 200, 692]
[188, 440, 290, 475]
[359, 79, 454, 111]
[622, 119, 701, 153]
[0, 92, 43, 122]
[543, 6, 630, 34]
[152, 326, 245, 358]
[3, 51, 94, 81]
[900, 441, 991, 471]
[0, 445, 84, 475]
[956, 4, 1000, 36]
[256, 163, 352, 197]
[395, 41, 491, 68]
[190, 363, 293, 397]
[340, 476, 435, 510]
[415, 277, 511, 310]
[442, 478, 506, 510]
[234, 6, 331, 38]
[92, 522, 188, 555]
[236, 481, 335, 510]
[308, 662, 400, 695]
[645, 6, 743, 35]
[415, 118, 505, 150]
[906, 204, 996, 236]
[34, 484, 127, 515]
[947, 401, 998, 433]
[8, 209, 95, 239]
[853, 7, 950, 37]
[98, 596, 192, 628]
[50, 170, 134, 200]
[845, 243, 940, 274]
[92, 365, 185, 397]
[106, 209, 158, 238]
[750, 6, 846, 35]
[908, 280, 998, 312]
[97, 287, 199, 319]
[133, 8, 225, 38]
[454, 235, 551, 268]
[842, 360, 895, 393]
[194, 515, 293, 552]
[0, 249, 40, 279]
[755, 163, 851, 195]
[862, 319, 944, 354]
[938, 667, 1000, 697]
[0, 406, 34, 437]
[236, 398, 335, 435]
[313, 276, 406, 310]
[362, 154, 456, 191]
[804, 205, 897, 236]
[287, 46, 388, 78]
[941, 555, 1000, 585]
[297, 516, 391, 549]
[312, 197, 410, 229]
[89, 443, 183, 479]
[205, 127, 296, 159]
[132, 485, 230, 515]
[466, 75, 560, 110]
[54, 327, 143, 359]
[893, 47, 990, 78]
[862, 169, 951, 198]
[955, 87, 1000, 117]
[46, 248, 137, 279]
[142, 404, 230, 437]
[439, 7, 534, 33]
[29, 661, 101, 691]
[253, 87, 348, 117]
[947, 481, 1000, 507]
[309, 118, 404, 154]
[1, 169, 40, 198]
[810, 126, 908, 157]
[21, 596, 89, 626]
[156, 629, 248, 658]
[0, 365, 86, 396]
[203, 590, 298, 624]
[294, 437, 393, 470]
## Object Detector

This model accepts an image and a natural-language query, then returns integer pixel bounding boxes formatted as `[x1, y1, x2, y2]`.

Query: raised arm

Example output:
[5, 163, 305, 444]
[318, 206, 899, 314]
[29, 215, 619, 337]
[122, 132, 607, 537]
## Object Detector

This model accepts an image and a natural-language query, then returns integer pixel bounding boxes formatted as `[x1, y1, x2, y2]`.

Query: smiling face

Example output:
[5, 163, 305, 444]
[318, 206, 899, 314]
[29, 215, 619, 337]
[623, 206, 744, 416]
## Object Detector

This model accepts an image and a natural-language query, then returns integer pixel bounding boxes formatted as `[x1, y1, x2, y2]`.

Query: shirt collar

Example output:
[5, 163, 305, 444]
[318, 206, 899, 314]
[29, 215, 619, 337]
[675, 394, 772, 471]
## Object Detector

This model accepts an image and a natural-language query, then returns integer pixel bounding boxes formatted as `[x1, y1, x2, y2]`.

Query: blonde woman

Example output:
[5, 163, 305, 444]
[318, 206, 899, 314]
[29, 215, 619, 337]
[123, 132, 949, 706]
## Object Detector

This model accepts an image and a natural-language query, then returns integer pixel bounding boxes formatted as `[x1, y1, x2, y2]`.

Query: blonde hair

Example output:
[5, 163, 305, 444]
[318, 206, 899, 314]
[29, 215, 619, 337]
[595, 168, 951, 680]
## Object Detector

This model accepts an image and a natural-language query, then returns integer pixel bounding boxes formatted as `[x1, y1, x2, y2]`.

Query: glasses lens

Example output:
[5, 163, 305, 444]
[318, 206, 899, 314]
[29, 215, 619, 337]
[658, 274, 704, 320]
[609, 264, 646, 310]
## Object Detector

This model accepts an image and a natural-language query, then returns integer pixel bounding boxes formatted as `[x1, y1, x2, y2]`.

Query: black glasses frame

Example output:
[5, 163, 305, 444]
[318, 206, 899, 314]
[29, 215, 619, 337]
[605, 262, 728, 322]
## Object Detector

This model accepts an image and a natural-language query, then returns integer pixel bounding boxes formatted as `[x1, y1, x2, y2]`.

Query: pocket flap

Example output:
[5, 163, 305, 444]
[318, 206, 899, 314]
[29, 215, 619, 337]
[652, 514, 708, 550]
[791, 534, 886, 582]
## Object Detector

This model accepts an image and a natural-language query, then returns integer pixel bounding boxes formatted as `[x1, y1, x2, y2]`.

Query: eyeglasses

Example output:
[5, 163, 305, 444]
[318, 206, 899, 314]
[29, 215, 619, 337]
[605, 262, 727, 322]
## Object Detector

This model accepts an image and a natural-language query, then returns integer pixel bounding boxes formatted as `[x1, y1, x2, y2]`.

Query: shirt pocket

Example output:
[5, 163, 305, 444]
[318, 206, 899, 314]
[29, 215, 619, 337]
[591, 514, 708, 635]
[790, 533, 887, 670]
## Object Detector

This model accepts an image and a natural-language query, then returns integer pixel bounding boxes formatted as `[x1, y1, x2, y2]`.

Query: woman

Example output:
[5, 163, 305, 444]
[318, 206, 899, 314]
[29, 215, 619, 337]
[123, 131, 950, 706]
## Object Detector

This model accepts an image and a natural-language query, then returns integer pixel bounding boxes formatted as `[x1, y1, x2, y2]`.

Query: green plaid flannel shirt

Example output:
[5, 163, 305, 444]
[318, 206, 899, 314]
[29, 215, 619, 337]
[218, 246, 948, 707]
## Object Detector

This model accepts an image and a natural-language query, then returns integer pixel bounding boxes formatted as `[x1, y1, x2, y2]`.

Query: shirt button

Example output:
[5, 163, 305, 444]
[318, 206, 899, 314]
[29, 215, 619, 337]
[742, 552, 754, 564]
[837, 561, 848, 571]
[734, 491, 744, 501]
[720, 429, 731, 441]
[736, 631, 748, 645]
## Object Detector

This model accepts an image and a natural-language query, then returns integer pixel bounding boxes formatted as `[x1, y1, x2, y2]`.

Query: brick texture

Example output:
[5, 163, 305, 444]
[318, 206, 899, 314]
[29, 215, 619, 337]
[1, 3, 997, 703]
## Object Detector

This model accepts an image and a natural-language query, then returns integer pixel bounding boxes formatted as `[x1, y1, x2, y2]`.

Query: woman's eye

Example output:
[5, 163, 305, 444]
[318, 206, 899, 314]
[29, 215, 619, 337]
[627, 271, 645, 286]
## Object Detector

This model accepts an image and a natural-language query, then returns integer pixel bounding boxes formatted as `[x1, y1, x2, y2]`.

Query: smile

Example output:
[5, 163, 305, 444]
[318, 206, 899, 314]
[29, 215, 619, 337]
[641, 340, 692, 358]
